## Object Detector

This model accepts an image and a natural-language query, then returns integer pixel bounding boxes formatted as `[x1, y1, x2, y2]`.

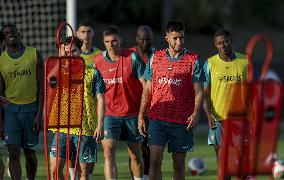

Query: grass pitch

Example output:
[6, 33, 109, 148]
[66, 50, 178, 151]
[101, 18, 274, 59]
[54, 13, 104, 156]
[2, 125, 283, 179]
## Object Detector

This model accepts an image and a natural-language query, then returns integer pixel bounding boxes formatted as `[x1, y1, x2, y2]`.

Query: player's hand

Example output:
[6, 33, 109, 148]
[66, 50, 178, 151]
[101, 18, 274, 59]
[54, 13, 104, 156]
[33, 113, 42, 134]
[138, 114, 147, 137]
[187, 112, 199, 130]
[0, 96, 8, 107]
[208, 114, 216, 129]
[94, 125, 104, 143]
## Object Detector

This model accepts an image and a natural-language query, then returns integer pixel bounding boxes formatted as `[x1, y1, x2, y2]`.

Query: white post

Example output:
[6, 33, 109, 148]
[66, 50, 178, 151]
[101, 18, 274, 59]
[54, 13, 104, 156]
[66, 0, 77, 36]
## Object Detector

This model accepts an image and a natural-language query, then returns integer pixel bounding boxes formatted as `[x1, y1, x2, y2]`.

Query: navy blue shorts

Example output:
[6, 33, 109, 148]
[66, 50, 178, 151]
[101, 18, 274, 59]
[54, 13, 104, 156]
[103, 115, 143, 143]
[4, 102, 38, 150]
[148, 120, 194, 153]
[50, 132, 97, 163]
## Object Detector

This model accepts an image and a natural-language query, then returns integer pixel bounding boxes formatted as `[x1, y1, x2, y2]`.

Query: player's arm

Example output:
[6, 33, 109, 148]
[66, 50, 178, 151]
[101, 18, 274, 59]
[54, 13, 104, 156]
[132, 52, 146, 87]
[187, 59, 205, 130]
[34, 50, 44, 133]
[0, 72, 6, 139]
[96, 93, 105, 142]
[138, 58, 153, 136]
[93, 69, 106, 142]
[0, 73, 7, 107]
[202, 60, 215, 129]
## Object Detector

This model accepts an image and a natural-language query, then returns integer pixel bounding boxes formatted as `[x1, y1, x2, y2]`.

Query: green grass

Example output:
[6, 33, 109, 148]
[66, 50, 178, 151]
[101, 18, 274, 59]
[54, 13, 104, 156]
[2, 127, 284, 179]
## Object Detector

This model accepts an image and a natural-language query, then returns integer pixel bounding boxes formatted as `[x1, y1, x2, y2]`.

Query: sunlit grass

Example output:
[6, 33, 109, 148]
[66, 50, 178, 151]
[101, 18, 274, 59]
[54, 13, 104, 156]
[2, 126, 283, 179]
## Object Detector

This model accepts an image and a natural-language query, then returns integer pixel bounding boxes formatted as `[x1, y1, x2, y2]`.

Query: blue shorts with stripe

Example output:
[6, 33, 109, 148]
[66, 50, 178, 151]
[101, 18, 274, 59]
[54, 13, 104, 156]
[148, 119, 194, 153]
[103, 115, 143, 143]
[50, 132, 97, 163]
[208, 121, 223, 145]
[3, 102, 39, 150]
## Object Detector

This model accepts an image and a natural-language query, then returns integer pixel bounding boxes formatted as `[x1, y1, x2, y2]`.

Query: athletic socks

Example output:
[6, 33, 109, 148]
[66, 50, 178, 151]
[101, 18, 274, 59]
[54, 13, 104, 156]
[69, 168, 75, 180]
[143, 174, 149, 180]
[133, 176, 143, 180]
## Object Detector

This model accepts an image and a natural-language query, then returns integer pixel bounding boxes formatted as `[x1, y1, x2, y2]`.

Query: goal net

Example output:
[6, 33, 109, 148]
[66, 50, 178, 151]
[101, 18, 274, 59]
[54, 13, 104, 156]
[0, 0, 66, 58]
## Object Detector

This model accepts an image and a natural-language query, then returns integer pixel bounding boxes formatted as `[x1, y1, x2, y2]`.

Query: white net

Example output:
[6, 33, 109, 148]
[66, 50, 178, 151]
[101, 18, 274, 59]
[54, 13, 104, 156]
[0, 0, 66, 58]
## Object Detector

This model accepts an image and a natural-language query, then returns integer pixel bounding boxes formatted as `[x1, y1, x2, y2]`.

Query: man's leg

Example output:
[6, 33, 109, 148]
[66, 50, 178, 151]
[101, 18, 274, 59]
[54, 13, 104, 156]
[50, 156, 65, 180]
[148, 145, 163, 180]
[141, 140, 150, 178]
[172, 152, 186, 180]
[78, 163, 88, 180]
[7, 144, 22, 180]
[141, 117, 150, 179]
[68, 160, 76, 180]
[68, 141, 77, 180]
[214, 145, 220, 163]
[102, 138, 118, 179]
[88, 162, 95, 179]
[21, 105, 39, 180]
[208, 121, 222, 164]
[128, 157, 134, 179]
[127, 142, 143, 179]
[167, 122, 194, 180]
[4, 109, 24, 180]
[24, 148, 37, 180]
[49, 132, 68, 180]
[147, 120, 168, 180]
[73, 135, 97, 180]
[0, 158, 4, 180]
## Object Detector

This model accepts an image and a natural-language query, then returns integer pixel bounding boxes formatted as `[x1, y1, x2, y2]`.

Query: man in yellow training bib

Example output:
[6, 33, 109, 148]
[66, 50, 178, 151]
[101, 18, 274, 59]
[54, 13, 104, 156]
[0, 24, 44, 180]
[203, 29, 248, 166]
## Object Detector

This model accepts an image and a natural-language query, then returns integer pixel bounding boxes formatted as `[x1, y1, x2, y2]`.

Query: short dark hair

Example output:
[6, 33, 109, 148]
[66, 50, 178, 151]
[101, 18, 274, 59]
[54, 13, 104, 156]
[57, 36, 83, 49]
[102, 26, 120, 37]
[1, 24, 19, 44]
[166, 20, 185, 33]
[77, 19, 95, 30]
[0, 24, 18, 33]
[214, 29, 231, 39]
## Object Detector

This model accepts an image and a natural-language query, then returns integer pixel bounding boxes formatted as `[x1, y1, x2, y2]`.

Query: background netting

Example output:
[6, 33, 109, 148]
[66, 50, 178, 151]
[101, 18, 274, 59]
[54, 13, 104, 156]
[0, 0, 66, 59]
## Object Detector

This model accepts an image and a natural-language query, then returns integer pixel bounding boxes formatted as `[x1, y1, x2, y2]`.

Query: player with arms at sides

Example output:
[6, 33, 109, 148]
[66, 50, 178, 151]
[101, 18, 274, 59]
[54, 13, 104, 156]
[66, 19, 102, 180]
[129, 25, 155, 180]
[0, 24, 44, 180]
[203, 29, 249, 172]
[0, 29, 8, 180]
[49, 36, 105, 180]
[94, 26, 145, 180]
[138, 20, 205, 180]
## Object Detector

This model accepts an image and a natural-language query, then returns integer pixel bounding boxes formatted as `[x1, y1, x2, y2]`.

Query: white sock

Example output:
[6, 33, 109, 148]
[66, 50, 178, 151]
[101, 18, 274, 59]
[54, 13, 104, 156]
[133, 176, 143, 180]
[7, 157, 11, 177]
[69, 168, 75, 180]
[143, 174, 149, 180]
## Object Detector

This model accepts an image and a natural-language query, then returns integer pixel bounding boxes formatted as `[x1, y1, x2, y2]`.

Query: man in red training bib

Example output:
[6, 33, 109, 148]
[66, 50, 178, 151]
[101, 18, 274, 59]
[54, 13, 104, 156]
[94, 26, 145, 180]
[138, 20, 205, 180]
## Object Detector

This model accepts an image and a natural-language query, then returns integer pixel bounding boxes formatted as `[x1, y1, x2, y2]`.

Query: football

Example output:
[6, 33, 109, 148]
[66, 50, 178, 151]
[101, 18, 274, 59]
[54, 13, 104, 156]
[272, 160, 284, 179]
[188, 157, 207, 175]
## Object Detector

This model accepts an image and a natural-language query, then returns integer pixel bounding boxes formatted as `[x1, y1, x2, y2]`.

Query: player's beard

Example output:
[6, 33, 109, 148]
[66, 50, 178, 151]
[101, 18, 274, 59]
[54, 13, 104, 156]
[170, 43, 183, 54]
